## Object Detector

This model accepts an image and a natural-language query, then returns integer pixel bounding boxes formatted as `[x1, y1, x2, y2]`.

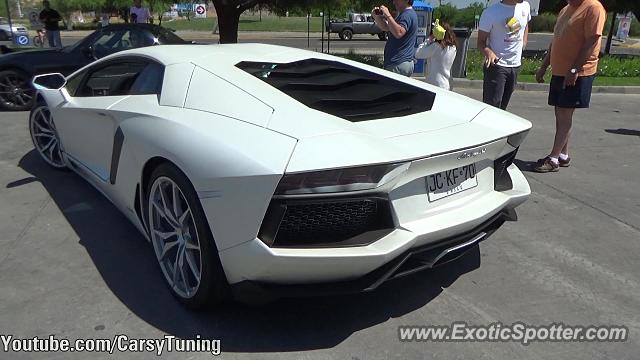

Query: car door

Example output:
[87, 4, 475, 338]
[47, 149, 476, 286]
[352, 14, 365, 33]
[53, 59, 149, 184]
[365, 16, 377, 33]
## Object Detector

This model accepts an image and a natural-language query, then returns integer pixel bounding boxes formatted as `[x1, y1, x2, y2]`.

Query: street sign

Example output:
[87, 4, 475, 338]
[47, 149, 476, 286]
[15, 35, 30, 46]
[29, 10, 44, 29]
[616, 13, 633, 41]
[194, 4, 207, 18]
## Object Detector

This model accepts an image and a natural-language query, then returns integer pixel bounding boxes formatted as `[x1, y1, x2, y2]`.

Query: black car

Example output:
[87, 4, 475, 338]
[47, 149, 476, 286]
[0, 23, 189, 111]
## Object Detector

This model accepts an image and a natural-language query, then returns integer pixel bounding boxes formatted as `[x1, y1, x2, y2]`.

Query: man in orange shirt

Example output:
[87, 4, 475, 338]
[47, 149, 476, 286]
[533, 0, 606, 173]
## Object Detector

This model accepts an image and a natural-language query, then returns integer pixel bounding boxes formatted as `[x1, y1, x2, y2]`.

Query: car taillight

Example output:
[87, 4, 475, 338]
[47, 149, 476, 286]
[275, 162, 409, 195]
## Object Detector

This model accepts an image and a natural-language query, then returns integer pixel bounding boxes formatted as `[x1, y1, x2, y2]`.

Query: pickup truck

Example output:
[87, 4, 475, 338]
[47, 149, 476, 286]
[326, 13, 387, 41]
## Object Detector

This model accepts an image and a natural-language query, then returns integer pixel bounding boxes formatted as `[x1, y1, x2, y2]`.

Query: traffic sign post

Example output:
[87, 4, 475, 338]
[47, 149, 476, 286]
[15, 35, 30, 46]
[194, 4, 207, 18]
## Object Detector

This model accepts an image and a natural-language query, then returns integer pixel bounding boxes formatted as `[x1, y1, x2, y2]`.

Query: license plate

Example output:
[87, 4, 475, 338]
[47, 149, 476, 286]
[426, 163, 478, 202]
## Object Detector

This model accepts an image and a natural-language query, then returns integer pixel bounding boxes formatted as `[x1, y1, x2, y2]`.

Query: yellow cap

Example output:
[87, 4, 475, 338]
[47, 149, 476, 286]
[433, 19, 446, 41]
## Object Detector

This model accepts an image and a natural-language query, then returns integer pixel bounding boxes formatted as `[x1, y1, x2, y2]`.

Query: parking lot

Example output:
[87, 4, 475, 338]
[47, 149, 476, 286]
[0, 88, 639, 359]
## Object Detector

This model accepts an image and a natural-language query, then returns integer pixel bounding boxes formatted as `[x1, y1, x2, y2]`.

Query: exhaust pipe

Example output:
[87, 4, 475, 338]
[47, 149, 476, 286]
[430, 232, 486, 268]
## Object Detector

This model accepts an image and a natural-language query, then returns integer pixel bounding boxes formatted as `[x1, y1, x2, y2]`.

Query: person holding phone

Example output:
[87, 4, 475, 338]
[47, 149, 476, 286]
[372, 0, 418, 77]
[477, 0, 531, 110]
[415, 19, 457, 90]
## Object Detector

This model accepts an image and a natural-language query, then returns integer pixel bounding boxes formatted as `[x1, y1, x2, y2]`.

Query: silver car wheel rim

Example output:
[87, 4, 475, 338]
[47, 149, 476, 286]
[30, 105, 65, 168]
[149, 177, 202, 299]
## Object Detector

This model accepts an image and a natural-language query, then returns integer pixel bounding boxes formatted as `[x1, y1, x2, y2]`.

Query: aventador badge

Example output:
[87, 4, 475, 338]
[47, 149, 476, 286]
[457, 148, 487, 160]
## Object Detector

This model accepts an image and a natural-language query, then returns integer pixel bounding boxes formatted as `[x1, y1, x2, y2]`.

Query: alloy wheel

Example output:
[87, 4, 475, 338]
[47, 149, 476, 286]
[0, 72, 33, 110]
[29, 105, 65, 168]
[149, 177, 203, 299]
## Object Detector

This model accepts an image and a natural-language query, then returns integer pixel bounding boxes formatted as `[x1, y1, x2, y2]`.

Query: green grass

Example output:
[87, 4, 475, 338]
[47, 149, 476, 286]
[341, 50, 640, 86]
[164, 16, 324, 32]
[466, 49, 640, 86]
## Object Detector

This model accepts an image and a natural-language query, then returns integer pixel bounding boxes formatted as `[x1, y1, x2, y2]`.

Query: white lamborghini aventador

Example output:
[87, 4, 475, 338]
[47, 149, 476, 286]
[30, 44, 531, 308]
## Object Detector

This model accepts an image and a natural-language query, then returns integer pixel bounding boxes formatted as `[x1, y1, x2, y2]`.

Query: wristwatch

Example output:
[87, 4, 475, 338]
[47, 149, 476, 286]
[570, 68, 578, 74]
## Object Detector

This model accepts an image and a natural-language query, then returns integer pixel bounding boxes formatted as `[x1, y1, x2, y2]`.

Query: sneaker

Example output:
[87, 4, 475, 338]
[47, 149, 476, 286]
[558, 157, 571, 167]
[534, 157, 560, 173]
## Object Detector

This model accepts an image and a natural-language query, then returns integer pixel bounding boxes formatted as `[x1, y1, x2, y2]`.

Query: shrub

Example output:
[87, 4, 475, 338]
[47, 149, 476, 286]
[530, 12, 557, 32]
[72, 22, 99, 31]
[596, 56, 640, 77]
[340, 51, 384, 68]
[456, 2, 485, 29]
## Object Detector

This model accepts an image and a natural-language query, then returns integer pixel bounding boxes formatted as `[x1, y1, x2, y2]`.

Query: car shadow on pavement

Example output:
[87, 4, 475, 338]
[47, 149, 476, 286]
[605, 128, 640, 137]
[16, 149, 482, 353]
[514, 159, 540, 173]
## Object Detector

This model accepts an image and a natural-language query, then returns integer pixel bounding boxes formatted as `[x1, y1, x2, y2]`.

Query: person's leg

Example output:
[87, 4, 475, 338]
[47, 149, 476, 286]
[535, 76, 571, 173]
[549, 75, 593, 169]
[53, 31, 62, 48]
[386, 61, 414, 77]
[482, 65, 507, 108]
[47, 30, 55, 48]
[550, 106, 575, 158]
[500, 66, 520, 110]
[401, 61, 414, 77]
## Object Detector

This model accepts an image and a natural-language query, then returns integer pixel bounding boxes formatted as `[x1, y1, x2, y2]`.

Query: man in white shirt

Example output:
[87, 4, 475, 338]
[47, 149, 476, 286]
[130, 0, 151, 24]
[477, 0, 531, 110]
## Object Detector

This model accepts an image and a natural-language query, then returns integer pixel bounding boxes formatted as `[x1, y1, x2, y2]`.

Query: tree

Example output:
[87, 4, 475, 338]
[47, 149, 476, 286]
[212, 0, 260, 43]
[212, 0, 376, 43]
[536, 0, 639, 54]
[148, 0, 174, 25]
[0, 1, 8, 18]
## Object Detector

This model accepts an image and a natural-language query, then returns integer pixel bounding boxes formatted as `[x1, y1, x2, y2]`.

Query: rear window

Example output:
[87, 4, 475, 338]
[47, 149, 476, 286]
[236, 58, 436, 122]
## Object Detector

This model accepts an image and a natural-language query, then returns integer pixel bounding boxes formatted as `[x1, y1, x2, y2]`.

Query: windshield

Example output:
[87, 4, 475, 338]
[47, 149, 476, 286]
[61, 26, 186, 53]
[153, 27, 188, 44]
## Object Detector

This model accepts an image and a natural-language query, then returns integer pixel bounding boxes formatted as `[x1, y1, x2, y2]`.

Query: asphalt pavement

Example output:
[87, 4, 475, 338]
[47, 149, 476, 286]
[0, 88, 639, 359]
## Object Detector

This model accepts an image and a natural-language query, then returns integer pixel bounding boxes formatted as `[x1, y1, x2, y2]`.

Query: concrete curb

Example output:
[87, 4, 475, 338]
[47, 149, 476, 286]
[447, 78, 640, 94]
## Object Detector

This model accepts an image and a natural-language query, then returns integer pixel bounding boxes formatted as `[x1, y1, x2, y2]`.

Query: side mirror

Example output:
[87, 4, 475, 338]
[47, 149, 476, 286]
[32, 73, 67, 90]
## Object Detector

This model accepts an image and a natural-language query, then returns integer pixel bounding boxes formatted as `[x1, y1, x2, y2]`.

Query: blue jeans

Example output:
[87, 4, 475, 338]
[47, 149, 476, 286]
[47, 30, 62, 48]
[385, 61, 414, 77]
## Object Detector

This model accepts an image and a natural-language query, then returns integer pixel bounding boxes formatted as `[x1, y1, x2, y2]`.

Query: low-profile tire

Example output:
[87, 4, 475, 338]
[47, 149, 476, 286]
[377, 32, 388, 41]
[0, 69, 35, 111]
[29, 102, 66, 169]
[340, 28, 353, 41]
[146, 162, 229, 309]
